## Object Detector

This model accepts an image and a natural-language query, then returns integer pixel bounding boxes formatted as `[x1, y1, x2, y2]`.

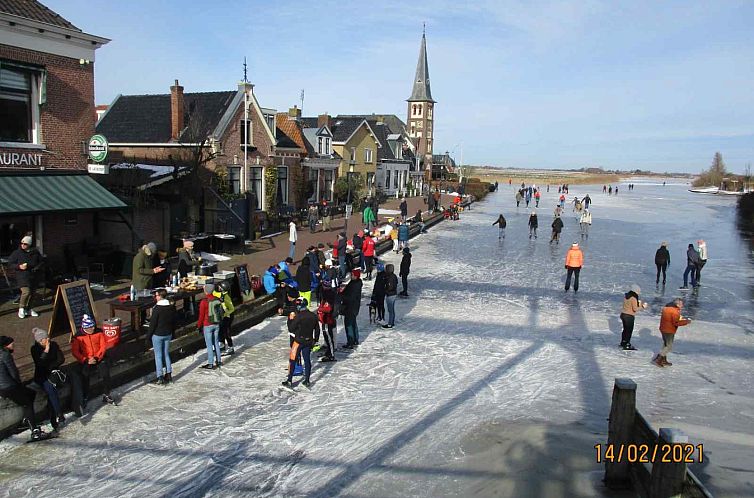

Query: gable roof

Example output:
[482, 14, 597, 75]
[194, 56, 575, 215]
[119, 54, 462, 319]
[0, 0, 80, 31]
[275, 113, 311, 154]
[367, 121, 395, 161]
[96, 91, 235, 143]
[336, 114, 407, 136]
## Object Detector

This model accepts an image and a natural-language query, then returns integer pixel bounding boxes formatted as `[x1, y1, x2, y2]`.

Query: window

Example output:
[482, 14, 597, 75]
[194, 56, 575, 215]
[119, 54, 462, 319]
[427, 129, 432, 138]
[317, 136, 331, 155]
[249, 166, 263, 210]
[228, 166, 241, 194]
[428, 106, 433, 119]
[417, 120, 423, 129]
[366, 172, 375, 188]
[277, 166, 288, 205]
[240, 119, 252, 147]
[325, 137, 331, 154]
[264, 114, 275, 135]
[318, 137, 323, 153]
[394, 170, 399, 189]
[321, 169, 334, 202]
[0, 66, 39, 143]
[385, 170, 391, 188]
[410, 125, 415, 135]
[418, 104, 423, 116]
[364, 148, 373, 163]
[412, 104, 417, 116]
[350, 147, 356, 162]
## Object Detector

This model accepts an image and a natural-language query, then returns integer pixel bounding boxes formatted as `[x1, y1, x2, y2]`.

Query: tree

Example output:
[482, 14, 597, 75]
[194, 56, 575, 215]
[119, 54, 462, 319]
[693, 152, 728, 187]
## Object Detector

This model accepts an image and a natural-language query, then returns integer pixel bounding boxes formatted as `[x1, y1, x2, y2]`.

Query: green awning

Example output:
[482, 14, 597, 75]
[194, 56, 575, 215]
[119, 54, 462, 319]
[0, 174, 127, 215]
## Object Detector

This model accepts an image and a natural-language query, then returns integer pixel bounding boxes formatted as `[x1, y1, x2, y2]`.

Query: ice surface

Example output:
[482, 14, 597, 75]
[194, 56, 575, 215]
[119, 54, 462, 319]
[0, 180, 752, 497]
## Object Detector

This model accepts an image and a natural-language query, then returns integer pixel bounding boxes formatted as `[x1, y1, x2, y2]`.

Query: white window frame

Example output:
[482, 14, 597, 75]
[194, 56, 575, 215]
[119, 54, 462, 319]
[350, 147, 356, 162]
[277, 166, 288, 205]
[364, 148, 373, 163]
[0, 66, 42, 146]
[325, 137, 331, 154]
[385, 169, 391, 188]
[240, 119, 253, 147]
[249, 166, 263, 210]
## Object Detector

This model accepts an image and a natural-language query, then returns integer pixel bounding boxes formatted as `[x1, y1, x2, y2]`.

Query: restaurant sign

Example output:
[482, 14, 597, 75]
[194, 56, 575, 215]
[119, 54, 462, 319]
[0, 151, 44, 167]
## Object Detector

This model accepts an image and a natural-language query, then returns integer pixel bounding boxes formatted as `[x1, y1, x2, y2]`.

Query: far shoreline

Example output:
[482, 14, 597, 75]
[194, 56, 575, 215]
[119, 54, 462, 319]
[472, 167, 693, 186]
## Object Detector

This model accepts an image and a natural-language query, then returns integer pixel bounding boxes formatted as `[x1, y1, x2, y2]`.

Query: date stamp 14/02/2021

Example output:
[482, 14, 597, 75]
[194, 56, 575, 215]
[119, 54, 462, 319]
[595, 443, 704, 464]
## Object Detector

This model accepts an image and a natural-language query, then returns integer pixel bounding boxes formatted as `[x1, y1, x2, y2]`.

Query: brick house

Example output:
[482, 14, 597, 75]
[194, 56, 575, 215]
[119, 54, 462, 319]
[95, 79, 280, 250]
[0, 0, 125, 273]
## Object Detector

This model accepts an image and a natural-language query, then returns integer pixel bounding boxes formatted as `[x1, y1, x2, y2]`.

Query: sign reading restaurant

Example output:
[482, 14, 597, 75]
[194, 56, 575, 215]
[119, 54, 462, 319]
[0, 152, 45, 167]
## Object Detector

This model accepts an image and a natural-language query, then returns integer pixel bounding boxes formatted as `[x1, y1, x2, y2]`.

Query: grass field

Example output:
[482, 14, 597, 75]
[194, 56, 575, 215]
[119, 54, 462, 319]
[472, 167, 621, 186]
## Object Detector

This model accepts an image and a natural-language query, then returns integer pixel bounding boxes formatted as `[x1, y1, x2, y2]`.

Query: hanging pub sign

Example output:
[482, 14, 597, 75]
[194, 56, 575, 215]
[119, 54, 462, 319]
[88, 134, 108, 163]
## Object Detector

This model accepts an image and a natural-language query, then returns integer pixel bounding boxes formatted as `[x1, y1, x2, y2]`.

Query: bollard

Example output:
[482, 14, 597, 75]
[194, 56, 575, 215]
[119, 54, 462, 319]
[604, 378, 637, 489]
[649, 428, 688, 498]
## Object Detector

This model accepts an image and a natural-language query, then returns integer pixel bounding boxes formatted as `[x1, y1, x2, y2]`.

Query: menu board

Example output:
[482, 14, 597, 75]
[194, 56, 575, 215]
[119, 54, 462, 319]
[234, 264, 254, 303]
[48, 280, 98, 340]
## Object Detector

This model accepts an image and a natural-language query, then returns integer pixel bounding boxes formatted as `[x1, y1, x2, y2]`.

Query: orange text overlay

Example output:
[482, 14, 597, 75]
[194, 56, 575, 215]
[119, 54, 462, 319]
[595, 443, 703, 464]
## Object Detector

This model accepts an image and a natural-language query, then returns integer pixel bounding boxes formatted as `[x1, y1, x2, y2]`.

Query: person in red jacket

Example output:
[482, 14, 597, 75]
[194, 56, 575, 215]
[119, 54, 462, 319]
[197, 284, 222, 369]
[317, 299, 337, 362]
[362, 233, 376, 280]
[70, 314, 114, 411]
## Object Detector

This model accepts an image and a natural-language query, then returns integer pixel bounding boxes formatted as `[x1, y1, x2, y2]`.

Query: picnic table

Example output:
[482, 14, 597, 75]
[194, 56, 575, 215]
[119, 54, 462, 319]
[107, 288, 203, 336]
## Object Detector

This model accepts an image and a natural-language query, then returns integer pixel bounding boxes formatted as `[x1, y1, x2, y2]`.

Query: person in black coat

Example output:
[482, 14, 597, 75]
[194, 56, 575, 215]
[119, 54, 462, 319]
[528, 211, 538, 239]
[400, 198, 408, 221]
[550, 216, 564, 244]
[341, 269, 363, 348]
[148, 289, 176, 384]
[383, 264, 399, 328]
[492, 214, 507, 240]
[371, 262, 387, 323]
[399, 248, 412, 296]
[655, 242, 670, 285]
[7, 235, 43, 318]
[0, 336, 42, 438]
[296, 257, 312, 307]
[30, 328, 65, 430]
[282, 300, 320, 388]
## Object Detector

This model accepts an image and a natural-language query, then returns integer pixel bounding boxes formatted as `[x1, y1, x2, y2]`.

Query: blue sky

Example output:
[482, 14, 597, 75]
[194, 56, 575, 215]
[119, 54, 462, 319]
[47, 0, 754, 173]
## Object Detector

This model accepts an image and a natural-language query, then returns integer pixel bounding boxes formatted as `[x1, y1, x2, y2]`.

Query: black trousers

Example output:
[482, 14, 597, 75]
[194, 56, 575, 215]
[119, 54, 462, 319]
[695, 260, 706, 283]
[0, 385, 37, 427]
[219, 315, 234, 347]
[401, 274, 409, 294]
[71, 358, 112, 408]
[565, 267, 580, 291]
[620, 313, 635, 345]
[375, 295, 385, 320]
[656, 263, 667, 283]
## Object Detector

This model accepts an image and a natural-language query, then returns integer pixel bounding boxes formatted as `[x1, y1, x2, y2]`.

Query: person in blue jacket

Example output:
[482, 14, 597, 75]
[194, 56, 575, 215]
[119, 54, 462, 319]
[398, 223, 410, 251]
[263, 266, 278, 295]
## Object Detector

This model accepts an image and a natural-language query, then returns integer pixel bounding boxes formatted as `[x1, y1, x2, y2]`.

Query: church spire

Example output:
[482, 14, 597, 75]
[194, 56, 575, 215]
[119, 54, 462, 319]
[408, 29, 435, 103]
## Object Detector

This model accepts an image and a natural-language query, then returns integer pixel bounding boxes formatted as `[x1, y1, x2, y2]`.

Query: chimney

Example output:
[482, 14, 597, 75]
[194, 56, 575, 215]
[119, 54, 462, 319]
[317, 113, 331, 129]
[170, 79, 184, 141]
[288, 105, 302, 120]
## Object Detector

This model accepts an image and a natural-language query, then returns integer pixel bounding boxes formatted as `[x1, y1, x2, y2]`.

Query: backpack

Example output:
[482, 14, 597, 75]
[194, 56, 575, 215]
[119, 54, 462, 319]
[208, 298, 224, 324]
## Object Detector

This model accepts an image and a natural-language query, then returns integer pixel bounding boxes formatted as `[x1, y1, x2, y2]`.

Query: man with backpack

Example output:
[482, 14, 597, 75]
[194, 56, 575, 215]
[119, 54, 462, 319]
[213, 281, 236, 355]
[197, 284, 223, 369]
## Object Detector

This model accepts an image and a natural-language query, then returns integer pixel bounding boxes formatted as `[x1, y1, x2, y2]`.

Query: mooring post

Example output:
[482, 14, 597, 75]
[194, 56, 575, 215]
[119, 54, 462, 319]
[649, 428, 688, 498]
[604, 378, 637, 489]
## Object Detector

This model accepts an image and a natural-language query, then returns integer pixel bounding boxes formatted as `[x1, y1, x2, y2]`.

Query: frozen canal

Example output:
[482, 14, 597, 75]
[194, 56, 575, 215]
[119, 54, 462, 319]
[1, 181, 753, 497]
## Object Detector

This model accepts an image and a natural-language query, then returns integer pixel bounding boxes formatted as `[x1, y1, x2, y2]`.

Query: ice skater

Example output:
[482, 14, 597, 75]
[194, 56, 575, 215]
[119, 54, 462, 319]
[528, 210, 538, 239]
[564, 242, 583, 292]
[515, 190, 523, 208]
[653, 298, 691, 367]
[399, 247, 411, 297]
[681, 243, 700, 289]
[695, 239, 708, 285]
[654, 242, 670, 285]
[550, 215, 563, 244]
[282, 298, 318, 388]
[492, 213, 507, 239]
[579, 209, 592, 238]
[619, 284, 647, 350]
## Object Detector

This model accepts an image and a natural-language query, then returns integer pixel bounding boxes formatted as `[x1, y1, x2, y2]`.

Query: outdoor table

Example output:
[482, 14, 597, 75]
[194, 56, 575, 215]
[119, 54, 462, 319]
[212, 234, 236, 254]
[107, 289, 203, 336]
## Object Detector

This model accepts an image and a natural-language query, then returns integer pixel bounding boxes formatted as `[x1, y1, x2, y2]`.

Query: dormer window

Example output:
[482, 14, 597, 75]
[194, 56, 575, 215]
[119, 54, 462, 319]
[317, 136, 331, 155]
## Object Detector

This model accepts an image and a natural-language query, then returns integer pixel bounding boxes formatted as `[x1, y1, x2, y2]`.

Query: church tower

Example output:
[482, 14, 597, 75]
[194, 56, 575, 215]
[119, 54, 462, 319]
[406, 27, 435, 177]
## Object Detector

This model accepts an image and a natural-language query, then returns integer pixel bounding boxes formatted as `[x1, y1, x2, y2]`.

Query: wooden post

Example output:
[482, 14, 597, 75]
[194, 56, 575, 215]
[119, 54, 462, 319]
[604, 378, 637, 489]
[650, 428, 688, 498]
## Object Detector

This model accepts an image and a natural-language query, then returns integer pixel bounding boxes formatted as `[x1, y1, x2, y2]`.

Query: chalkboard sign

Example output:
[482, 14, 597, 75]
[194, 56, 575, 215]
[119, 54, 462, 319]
[48, 280, 98, 340]
[234, 264, 254, 303]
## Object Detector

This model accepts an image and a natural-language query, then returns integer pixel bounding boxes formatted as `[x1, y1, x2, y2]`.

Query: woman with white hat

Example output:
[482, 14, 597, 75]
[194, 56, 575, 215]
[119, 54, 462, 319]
[620, 284, 648, 350]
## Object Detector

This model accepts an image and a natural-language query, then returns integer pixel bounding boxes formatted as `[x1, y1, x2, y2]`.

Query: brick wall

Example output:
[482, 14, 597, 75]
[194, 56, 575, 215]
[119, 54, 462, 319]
[42, 212, 95, 269]
[0, 44, 95, 171]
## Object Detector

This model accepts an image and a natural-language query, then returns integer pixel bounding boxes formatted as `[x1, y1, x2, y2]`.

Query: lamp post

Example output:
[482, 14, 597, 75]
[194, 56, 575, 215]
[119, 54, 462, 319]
[344, 162, 354, 236]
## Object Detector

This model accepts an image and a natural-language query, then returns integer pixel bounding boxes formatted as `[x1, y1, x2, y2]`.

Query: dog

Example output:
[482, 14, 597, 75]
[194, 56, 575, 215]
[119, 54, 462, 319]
[368, 300, 378, 324]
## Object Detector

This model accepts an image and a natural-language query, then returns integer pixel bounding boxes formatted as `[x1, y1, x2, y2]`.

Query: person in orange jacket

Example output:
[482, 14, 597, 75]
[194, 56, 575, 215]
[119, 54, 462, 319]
[653, 298, 691, 367]
[70, 314, 115, 411]
[564, 242, 583, 292]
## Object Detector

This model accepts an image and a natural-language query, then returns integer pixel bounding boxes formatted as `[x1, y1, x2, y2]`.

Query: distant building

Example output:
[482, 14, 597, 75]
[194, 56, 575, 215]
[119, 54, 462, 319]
[406, 29, 436, 182]
[0, 0, 124, 270]
[96, 79, 278, 248]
